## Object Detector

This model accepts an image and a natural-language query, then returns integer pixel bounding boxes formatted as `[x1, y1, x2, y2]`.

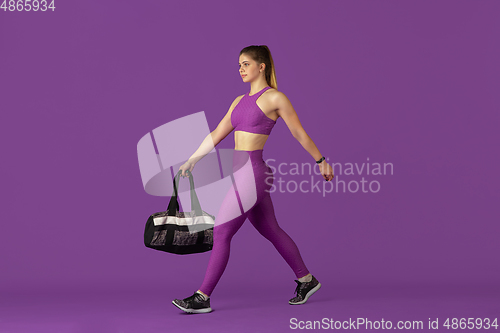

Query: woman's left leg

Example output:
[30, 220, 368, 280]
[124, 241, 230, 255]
[247, 193, 322, 305]
[246, 193, 310, 279]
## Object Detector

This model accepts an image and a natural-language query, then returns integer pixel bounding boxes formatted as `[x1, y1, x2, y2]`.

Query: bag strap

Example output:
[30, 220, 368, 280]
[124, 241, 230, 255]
[167, 170, 203, 216]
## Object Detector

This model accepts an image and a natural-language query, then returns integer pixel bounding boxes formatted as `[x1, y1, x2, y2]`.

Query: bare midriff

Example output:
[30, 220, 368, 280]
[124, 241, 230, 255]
[234, 131, 269, 151]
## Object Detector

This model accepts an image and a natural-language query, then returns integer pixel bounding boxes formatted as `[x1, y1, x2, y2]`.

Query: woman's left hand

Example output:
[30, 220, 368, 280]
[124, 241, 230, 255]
[319, 160, 334, 181]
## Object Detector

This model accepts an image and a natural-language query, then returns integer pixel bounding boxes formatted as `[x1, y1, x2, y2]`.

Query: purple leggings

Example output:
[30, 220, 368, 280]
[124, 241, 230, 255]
[199, 149, 309, 296]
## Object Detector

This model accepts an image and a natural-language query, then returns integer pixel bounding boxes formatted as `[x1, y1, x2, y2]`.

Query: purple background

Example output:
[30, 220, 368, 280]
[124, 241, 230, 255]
[1, 0, 499, 332]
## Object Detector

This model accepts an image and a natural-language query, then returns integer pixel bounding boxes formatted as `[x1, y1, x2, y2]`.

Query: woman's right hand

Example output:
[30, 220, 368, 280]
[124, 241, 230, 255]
[179, 160, 195, 177]
[319, 160, 334, 181]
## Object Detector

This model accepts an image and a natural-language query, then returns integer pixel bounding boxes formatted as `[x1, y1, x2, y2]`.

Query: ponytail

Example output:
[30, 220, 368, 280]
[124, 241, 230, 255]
[239, 45, 277, 90]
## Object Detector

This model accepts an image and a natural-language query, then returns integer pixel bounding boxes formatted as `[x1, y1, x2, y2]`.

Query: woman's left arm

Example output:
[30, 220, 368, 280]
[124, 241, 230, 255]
[275, 92, 334, 181]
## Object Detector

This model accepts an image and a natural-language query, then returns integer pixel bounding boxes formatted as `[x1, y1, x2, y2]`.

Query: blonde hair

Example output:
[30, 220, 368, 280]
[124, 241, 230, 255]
[240, 45, 277, 90]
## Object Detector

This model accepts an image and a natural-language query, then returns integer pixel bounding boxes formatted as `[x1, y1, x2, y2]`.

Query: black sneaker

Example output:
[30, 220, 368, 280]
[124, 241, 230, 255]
[289, 275, 321, 305]
[172, 292, 212, 314]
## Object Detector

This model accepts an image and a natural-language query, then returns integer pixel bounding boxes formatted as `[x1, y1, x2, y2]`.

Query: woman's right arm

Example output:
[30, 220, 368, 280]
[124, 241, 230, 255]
[179, 96, 241, 177]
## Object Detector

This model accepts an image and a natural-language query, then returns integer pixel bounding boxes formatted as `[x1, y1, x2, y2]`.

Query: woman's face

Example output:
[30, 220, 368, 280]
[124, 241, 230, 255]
[238, 54, 262, 82]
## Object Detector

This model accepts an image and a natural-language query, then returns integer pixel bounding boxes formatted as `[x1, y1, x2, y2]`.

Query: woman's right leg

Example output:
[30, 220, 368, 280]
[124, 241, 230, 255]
[173, 181, 249, 313]
[198, 213, 248, 297]
[198, 186, 249, 297]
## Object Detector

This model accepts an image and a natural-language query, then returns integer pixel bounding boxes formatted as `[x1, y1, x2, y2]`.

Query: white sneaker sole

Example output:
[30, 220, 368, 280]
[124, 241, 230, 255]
[172, 300, 212, 314]
[289, 282, 322, 305]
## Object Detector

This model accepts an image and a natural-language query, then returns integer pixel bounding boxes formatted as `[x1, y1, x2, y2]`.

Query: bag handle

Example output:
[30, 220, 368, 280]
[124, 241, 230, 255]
[167, 170, 203, 216]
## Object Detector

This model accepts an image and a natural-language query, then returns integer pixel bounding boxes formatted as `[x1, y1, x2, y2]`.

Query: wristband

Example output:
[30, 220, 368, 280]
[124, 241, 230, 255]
[315, 156, 325, 164]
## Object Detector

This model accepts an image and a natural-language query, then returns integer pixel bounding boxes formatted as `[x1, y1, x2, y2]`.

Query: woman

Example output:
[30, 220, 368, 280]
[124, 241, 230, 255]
[172, 45, 334, 314]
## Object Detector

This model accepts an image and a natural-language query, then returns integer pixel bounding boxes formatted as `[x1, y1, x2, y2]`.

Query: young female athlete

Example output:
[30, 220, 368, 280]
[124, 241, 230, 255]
[172, 45, 334, 314]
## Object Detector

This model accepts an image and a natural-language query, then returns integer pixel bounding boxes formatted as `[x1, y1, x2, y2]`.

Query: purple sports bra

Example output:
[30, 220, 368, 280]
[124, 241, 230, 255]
[231, 86, 277, 135]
